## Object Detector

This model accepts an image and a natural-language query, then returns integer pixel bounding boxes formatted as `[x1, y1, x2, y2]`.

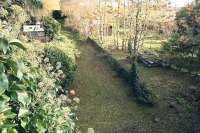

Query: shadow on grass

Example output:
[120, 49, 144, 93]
[61, 26, 85, 47]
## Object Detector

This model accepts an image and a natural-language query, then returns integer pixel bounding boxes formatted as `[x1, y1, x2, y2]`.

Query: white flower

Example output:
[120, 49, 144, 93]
[44, 57, 49, 63]
[57, 86, 62, 91]
[50, 72, 55, 78]
[73, 97, 80, 104]
[88, 128, 95, 133]
[58, 70, 63, 74]
[60, 94, 66, 101]
[48, 66, 54, 71]
[46, 63, 51, 67]
[37, 58, 42, 63]
[66, 98, 72, 104]
[40, 54, 44, 58]
[38, 82, 44, 88]
[56, 62, 62, 70]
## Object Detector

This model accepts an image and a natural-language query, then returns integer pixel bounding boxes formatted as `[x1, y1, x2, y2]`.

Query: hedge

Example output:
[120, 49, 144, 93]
[44, 46, 76, 90]
[87, 38, 157, 105]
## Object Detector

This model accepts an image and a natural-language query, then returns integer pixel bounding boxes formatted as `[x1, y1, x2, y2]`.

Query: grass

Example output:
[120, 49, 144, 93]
[143, 39, 167, 51]
[94, 34, 167, 52]
[66, 30, 200, 132]
[72, 43, 145, 132]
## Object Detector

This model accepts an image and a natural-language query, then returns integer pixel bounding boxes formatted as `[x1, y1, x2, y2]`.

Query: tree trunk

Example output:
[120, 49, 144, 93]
[122, 0, 126, 51]
[116, 0, 120, 49]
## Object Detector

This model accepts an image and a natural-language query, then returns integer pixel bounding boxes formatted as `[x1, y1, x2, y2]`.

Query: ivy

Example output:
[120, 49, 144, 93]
[0, 37, 37, 132]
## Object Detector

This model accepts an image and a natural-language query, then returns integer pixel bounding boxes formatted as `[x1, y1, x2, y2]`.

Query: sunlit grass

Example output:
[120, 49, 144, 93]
[98, 34, 167, 52]
[143, 39, 167, 51]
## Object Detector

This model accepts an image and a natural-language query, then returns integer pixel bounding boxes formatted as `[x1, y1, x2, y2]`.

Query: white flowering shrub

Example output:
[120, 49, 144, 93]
[0, 2, 79, 132]
[9, 5, 29, 38]
[32, 49, 80, 132]
[0, 5, 29, 39]
[2, 37, 80, 132]
[30, 67, 77, 132]
[43, 46, 76, 92]
[0, 7, 8, 20]
[39, 55, 66, 93]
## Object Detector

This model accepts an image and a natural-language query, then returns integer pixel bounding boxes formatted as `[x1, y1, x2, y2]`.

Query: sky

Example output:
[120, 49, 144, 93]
[170, 0, 194, 7]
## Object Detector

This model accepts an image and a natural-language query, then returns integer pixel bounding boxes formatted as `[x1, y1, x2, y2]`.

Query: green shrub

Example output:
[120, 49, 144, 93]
[0, 37, 37, 132]
[162, 5, 200, 74]
[0, 37, 78, 132]
[21, 41, 78, 132]
[44, 46, 76, 91]
[6, 5, 29, 39]
[130, 64, 157, 106]
[137, 83, 158, 105]
[43, 17, 61, 40]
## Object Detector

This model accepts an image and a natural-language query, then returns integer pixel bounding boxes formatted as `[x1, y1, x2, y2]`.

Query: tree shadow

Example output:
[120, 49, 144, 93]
[61, 26, 85, 47]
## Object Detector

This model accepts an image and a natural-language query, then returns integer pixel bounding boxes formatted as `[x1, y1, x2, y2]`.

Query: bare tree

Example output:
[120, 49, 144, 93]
[127, 0, 153, 63]
[122, 0, 126, 50]
[98, 0, 103, 44]
[116, 0, 120, 49]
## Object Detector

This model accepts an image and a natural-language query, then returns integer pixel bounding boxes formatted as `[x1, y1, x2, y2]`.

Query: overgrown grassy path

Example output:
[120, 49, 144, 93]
[67, 33, 200, 133]
[72, 43, 148, 133]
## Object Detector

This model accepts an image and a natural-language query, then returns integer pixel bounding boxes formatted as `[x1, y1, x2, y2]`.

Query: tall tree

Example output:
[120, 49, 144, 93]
[127, 0, 155, 62]
[116, 0, 120, 49]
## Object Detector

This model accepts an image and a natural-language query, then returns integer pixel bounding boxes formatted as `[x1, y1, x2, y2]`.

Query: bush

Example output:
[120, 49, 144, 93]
[130, 64, 157, 106]
[43, 17, 61, 40]
[6, 5, 29, 39]
[137, 83, 158, 105]
[0, 37, 38, 132]
[162, 4, 200, 74]
[44, 46, 76, 91]
[13, 39, 78, 132]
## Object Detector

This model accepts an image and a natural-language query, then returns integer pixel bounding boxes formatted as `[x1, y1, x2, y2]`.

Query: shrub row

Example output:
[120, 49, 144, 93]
[44, 46, 76, 91]
[87, 38, 157, 105]
[130, 65, 157, 105]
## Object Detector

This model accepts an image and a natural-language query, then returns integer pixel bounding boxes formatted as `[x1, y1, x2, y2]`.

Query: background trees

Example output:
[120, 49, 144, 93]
[61, 0, 96, 36]
[162, 4, 200, 75]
